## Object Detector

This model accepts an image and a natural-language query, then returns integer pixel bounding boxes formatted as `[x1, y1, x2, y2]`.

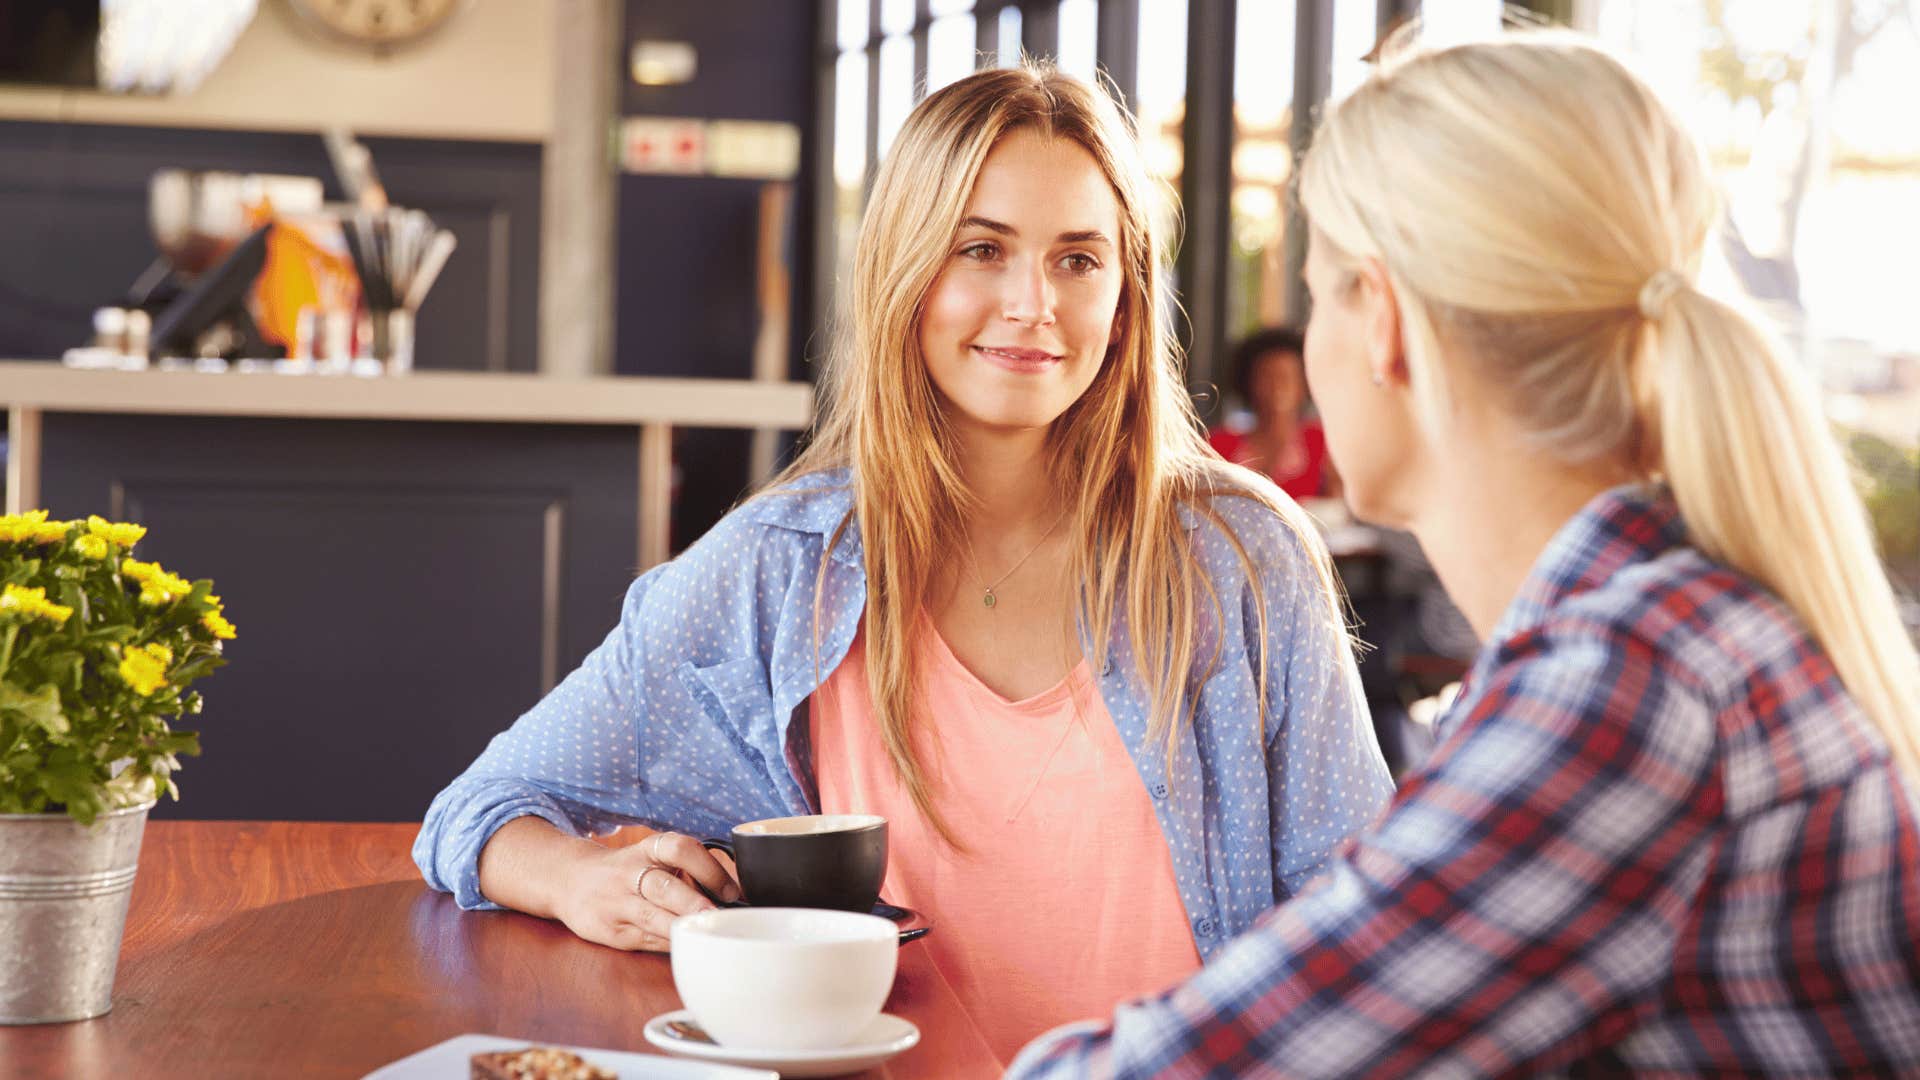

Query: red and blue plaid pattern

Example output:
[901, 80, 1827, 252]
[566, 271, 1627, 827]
[1009, 485, 1920, 1077]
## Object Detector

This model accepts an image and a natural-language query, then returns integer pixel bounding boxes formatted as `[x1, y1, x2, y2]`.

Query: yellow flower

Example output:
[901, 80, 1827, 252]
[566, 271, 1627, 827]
[0, 510, 74, 544]
[117, 644, 170, 697]
[0, 510, 50, 543]
[123, 559, 191, 605]
[0, 583, 73, 626]
[74, 534, 109, 561]
[202, 611, 237, 640]
[86, 516, 146, 548]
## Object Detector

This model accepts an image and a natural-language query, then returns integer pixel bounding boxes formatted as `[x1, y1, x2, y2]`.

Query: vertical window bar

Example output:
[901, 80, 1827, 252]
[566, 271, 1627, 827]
[811, 0, 842, 350]
[1283, 0, 1332, 323]
[1096, 0, 1140, 114]
[977, 0, 1003, 64]
[1022, 1, 1061, 59]
[1179, 0, 1236, 390]
[1377, 0, 1417, 32]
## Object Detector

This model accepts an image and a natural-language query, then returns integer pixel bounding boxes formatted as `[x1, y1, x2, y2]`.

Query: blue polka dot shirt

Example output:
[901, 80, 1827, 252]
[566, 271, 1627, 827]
[413, 469, 1394, 958]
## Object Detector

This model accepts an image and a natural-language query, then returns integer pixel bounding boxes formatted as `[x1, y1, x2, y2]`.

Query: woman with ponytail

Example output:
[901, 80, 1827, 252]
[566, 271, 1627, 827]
[1012, 30, 1920, 1078]
[415, 64, 1393, 1062]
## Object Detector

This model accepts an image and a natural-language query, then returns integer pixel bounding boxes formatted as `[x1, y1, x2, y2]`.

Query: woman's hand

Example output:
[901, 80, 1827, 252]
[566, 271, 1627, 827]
[478, 818, 741, 952]
[554, 829, 743, 952]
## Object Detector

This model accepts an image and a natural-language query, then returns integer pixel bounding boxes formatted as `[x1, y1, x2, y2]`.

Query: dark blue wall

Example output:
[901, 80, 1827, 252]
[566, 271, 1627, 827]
[620, 0, 821, 548]
[38, 411, 641, 821]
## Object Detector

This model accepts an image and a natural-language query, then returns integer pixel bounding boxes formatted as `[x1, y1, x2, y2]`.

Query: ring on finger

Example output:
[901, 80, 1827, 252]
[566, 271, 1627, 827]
[648, 830, 675, 864]
[635, 864, 670, 898]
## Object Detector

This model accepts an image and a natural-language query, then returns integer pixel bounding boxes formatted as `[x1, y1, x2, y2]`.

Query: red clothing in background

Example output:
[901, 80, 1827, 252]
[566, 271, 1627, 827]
[1208, 421, 1329, 499]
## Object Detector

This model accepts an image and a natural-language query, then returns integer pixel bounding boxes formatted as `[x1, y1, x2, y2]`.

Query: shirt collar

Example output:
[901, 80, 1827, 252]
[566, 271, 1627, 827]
[744, 467, 1203, 571]
[744, 469, 863, 566]
[1482, 481, 1688, 648]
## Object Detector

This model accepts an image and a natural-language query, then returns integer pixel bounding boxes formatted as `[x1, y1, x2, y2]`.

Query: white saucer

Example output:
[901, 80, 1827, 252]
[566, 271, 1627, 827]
[643, 1010, 921, 1078]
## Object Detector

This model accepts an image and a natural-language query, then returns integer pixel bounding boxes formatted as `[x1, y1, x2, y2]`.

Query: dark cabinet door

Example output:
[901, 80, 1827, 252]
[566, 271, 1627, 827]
[38, 412, 640, 822]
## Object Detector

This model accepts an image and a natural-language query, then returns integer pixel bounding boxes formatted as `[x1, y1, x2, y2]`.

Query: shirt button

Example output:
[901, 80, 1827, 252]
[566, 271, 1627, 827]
[1194, 917, 1217, 938]
[1149, 782, 1169, 799]
[1101, 657, 1115, 677]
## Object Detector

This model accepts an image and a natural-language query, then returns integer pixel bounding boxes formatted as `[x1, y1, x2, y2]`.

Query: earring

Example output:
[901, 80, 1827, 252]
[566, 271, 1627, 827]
[1370, 371, 1385, 387]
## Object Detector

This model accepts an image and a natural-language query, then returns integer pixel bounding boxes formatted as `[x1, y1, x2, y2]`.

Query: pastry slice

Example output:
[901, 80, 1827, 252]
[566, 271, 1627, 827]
[469, 1045, 617, 1080]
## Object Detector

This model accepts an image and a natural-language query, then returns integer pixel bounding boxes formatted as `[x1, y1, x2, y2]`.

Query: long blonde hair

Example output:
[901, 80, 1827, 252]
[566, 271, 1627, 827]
[1300, 31, 1920, 775]
[772, 65, 1345, 841]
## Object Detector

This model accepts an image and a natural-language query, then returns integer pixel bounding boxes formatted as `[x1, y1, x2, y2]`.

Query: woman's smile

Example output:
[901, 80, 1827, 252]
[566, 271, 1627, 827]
[971, 344, 1064, 373]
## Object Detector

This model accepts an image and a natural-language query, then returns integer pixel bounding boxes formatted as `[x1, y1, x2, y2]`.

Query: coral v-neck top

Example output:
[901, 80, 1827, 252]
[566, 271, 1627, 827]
[810, 621, 1202, 1064]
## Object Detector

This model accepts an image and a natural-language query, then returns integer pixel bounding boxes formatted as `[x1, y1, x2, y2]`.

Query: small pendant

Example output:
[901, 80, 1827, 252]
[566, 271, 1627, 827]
[983, 591, 996, 609]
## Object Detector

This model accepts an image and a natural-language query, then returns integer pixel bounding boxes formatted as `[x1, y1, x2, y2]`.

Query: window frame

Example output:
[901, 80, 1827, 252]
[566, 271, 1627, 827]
[807, 0, 1408, 393]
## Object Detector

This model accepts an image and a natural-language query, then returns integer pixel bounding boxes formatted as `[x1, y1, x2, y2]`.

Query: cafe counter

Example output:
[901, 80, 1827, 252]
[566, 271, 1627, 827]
[0, 361, 814, 824]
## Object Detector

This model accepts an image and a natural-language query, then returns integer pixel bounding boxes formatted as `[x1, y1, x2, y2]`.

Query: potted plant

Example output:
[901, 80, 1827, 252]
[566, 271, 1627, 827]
[0, 510, 234, 1024]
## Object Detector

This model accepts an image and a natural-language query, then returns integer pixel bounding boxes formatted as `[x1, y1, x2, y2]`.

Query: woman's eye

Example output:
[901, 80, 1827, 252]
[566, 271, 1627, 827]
[1061, 253, 1100, 274]
[959, 241, 999, 260]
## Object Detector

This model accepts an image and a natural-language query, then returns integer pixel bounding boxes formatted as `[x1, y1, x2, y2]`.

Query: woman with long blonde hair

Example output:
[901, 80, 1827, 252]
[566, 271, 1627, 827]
[1012, 30, 1920, 1078]
[415, 64, 1392, 1061]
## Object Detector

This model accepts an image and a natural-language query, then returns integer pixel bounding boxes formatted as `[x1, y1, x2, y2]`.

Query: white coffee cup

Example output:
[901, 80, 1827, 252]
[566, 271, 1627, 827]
[670, 906, 898, 1051]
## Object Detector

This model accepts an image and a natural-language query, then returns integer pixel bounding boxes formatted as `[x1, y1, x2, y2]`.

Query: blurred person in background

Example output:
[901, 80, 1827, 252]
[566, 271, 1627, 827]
[1012, 28, 1920, 1078]
[1208, 327, 1336, 499]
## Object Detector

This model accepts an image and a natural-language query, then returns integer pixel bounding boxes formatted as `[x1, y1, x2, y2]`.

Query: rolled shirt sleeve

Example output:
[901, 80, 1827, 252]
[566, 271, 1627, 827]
[413, 565, 664, 910]
[413, 508, 805, 911]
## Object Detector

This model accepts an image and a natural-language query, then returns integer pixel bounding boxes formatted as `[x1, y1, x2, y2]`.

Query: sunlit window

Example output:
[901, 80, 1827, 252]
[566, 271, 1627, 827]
[1059, 0, 1100, 80]
[928, 12, 979, 93]
[1227, 0, 1296, 339]
[998, 6, 1025, 67]
[1590, 0, 1920, 606]
[1327, 0, 1378, 102]
[1136, 0, 1187, 185]
[876, 34, 917, 159]
[880, 0, 916, 37]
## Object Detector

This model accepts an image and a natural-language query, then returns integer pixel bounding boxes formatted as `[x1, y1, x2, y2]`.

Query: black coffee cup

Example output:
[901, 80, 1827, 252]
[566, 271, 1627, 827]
[702, 814, 888, 913]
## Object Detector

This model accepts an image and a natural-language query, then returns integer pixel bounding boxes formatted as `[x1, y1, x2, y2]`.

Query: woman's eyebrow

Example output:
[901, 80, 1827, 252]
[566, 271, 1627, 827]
[959, 216, 1112, 245]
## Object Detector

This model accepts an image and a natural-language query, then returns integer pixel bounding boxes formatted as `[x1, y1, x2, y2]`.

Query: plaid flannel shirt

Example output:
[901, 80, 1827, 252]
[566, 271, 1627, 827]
[1009, 484, 1920, 1078]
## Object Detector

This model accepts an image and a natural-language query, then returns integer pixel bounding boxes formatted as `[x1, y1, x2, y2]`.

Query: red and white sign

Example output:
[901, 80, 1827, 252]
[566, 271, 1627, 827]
[621, 118, 705, 175]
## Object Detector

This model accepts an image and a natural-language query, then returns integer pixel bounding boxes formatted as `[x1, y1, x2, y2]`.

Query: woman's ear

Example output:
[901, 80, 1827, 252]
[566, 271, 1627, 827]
[1355, 258, 1407, 388]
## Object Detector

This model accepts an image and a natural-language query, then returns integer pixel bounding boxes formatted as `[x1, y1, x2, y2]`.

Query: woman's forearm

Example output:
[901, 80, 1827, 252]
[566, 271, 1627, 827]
[475, 815, 606, 918]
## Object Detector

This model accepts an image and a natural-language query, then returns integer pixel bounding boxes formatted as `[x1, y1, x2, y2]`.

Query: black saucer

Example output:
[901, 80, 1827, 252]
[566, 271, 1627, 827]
[872, 901, 932, 944]
[712, 898, 932, 944]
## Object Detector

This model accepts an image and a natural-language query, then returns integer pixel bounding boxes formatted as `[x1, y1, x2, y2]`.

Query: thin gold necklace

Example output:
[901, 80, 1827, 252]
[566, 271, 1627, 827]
[965, 510, 1069, 609]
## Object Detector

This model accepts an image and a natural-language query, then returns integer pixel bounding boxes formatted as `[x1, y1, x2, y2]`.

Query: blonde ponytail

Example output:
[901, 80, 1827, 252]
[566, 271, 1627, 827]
[1652, 288, 1920, 774]
[1299, 29, 1920, 777]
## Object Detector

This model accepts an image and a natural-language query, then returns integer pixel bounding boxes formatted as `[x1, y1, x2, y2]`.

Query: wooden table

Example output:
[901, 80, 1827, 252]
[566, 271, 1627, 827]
[0, 822, 1001, 1079]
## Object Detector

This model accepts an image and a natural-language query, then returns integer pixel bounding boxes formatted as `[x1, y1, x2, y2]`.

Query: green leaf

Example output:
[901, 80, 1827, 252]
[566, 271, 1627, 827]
[0, 681, 67, 736]
[154, 730, 201, 757]
[183, 579, 216, 613]
[170, 655, 227, 684]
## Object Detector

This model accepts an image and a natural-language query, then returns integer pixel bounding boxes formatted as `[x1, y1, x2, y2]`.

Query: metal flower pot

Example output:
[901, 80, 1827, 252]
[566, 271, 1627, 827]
[0, 802, 152, 1024]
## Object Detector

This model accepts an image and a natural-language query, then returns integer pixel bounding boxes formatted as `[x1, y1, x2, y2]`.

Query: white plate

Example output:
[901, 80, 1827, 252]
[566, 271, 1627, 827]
[643, 1010, 921, 1079]
[362, 1033, 780, 1080]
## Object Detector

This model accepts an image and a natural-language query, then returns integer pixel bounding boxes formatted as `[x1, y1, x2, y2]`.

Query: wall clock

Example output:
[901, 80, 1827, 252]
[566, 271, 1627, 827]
[285, 0, 468, 53]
